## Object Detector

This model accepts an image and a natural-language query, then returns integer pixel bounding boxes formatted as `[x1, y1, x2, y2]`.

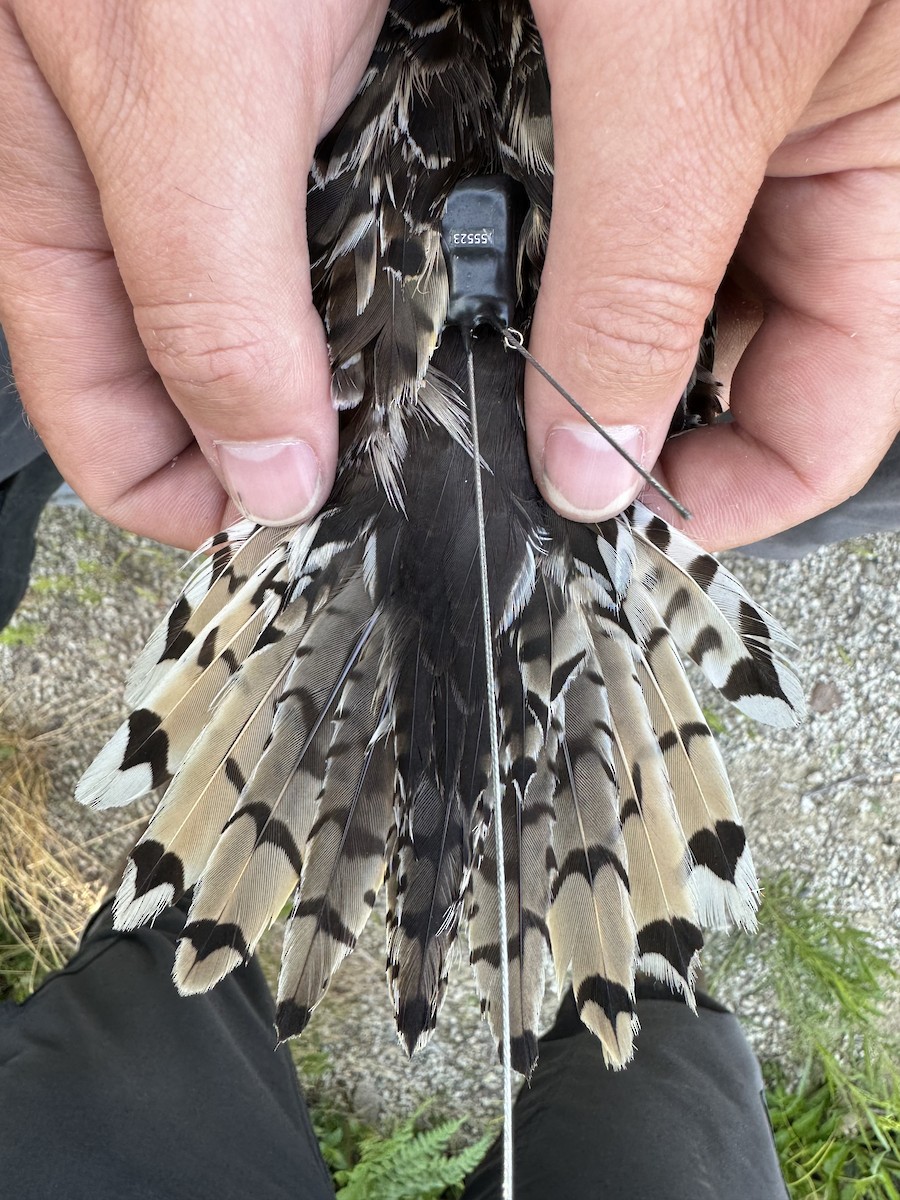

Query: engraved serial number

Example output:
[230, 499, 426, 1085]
[449, 228, 494, 246]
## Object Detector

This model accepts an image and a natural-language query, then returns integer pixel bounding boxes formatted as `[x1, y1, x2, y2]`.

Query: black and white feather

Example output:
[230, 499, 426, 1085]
[77, 0, 804, 1081]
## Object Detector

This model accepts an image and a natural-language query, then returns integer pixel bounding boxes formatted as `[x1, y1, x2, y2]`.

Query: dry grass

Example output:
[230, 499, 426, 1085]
[0, 704, 103, 1000]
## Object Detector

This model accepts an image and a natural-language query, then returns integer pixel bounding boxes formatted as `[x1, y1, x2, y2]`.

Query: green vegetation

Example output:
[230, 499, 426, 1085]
[0, 620, 46, 648]
[30, 572, 104, 605]
[835, 645, 854, 668]
[316, 1107, 495, 1199]
[23, 542, 176, 611]
[712, 873, 900, 1199]
[845, 541, 879, 562]
[291, 1037, 497, 1199]
[701, 706, 728, 736]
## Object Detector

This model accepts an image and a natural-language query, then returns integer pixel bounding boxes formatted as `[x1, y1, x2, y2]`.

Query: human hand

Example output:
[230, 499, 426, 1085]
[0, 0, 387, 548]
[527, 0, 900, 550]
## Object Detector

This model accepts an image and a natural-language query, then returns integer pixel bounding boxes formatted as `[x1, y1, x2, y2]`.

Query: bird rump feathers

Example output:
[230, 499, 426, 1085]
[76, 0, 803, 1081]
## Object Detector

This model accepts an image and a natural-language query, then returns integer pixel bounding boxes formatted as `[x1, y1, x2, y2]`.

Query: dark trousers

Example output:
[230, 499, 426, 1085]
[0, 899, 787, 1199]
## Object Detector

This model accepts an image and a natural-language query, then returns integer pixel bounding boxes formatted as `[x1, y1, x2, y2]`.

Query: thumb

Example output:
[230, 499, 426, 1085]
[527, 0, 863, 523]
[107, 6, 339, 527]
[19, 2, 380, 528]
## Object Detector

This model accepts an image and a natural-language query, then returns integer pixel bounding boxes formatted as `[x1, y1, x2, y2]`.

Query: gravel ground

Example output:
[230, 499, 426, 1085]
[1, 503, 897, 1125]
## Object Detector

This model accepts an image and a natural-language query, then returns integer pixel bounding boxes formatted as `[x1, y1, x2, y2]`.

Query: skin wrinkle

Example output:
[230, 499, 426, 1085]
[743, 172, 900, 325]
[562, 275, 713, 396]
[771, 98, 900, 177]
[799, 0, 900, 125]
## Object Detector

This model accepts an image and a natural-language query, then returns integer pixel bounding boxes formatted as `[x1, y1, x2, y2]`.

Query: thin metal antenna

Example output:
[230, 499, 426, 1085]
[501, 326, 692, 521]
[463, 332, 515, 1200]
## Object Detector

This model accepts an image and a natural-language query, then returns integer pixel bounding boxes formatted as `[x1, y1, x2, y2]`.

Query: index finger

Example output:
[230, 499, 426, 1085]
[645, 167, 900, 550]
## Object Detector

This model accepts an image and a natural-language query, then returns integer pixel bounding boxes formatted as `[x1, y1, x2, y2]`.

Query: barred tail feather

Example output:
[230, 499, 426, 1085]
[114, 631, 298, 930]
[124, 522, 294, 707]
[77, 553, 293, 811]
[547, 664, 638, 1070]
[276, 672, 395, 1040]
[628, 598, 759, 931]
[593, 612, 702, 1003]
[629, 504, 805, 727]
[173, 573, 378, 994]
[467, 639, 553, 1080]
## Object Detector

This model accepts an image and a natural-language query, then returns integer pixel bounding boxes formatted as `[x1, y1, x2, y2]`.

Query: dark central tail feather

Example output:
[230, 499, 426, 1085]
[386, 637, 490, 1055]
[467, 629, 552, 1080]
[373, 328, 542, 1054]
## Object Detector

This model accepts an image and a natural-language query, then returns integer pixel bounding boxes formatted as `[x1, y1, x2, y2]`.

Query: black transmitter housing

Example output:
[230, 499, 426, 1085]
[441, 176, 521, 333]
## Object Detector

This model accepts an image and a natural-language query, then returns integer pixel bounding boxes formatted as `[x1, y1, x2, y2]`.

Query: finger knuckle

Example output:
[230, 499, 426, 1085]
[137, 301, 291, 406]
[70, 469, 123, 522]
[805, 472, 858, 515]
[795, 435, 882, 513]
[566, 276, 710, 388]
